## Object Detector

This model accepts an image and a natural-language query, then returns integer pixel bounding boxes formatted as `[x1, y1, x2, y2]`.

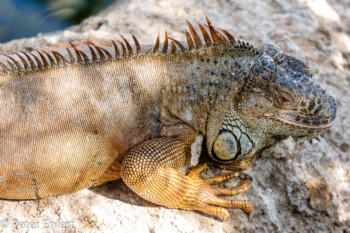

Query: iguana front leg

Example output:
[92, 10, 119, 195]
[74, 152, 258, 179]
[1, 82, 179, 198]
[121, 135, 253, 221]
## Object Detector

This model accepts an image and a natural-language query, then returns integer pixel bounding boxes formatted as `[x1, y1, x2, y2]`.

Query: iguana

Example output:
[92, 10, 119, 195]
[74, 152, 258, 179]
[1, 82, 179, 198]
[0, 17, 336, 221]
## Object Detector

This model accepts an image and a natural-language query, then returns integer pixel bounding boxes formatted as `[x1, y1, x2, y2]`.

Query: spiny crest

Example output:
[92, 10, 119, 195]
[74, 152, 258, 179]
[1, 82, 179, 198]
[153, 16, 241, 55]
[234, 40, 259, 55]
[0, 17, 258, 75]
[0, 38, 140, 75]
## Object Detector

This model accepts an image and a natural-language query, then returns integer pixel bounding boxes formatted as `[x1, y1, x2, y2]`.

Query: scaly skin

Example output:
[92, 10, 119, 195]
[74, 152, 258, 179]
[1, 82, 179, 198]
[0, 18, 336, 220]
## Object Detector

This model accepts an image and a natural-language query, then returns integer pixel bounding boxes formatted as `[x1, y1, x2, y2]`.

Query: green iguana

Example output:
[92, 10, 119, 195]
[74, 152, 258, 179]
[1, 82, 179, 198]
[0, 17, 336, 221]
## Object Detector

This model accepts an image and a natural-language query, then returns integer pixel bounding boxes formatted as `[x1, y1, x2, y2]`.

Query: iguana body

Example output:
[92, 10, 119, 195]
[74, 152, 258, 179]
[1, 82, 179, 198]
[0, 18, 336, 220]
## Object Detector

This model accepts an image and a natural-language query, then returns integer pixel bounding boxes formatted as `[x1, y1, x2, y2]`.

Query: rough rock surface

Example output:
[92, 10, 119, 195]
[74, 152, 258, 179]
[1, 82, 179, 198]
[0, 0, 349, 232]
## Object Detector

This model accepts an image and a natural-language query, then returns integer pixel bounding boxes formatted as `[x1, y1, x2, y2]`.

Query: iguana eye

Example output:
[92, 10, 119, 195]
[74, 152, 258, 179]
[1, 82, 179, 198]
[274, 91, 293, 106]
[279, 95, 290, 104]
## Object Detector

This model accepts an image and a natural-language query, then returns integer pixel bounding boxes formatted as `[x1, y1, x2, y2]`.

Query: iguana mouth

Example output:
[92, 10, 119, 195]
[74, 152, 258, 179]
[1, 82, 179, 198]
[276, 114, 333, 129]
[248, 112, 333, 128]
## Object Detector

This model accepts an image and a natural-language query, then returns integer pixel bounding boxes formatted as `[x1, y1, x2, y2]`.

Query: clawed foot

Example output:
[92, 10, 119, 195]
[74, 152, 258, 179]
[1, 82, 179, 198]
[176, 163, 253, 221]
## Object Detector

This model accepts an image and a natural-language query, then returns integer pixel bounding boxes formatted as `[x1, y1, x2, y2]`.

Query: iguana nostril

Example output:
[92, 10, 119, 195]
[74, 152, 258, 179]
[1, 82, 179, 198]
[330, 103, 337, 119]
[325, 107, 331, 118]
[323, 99, 336, 119]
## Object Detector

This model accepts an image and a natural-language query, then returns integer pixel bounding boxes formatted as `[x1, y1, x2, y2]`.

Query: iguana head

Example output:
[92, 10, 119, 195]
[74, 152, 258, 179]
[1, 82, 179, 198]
[208, 44, 336, 165]
[237, 44, 336, 139]
[235, 45, 336, 139]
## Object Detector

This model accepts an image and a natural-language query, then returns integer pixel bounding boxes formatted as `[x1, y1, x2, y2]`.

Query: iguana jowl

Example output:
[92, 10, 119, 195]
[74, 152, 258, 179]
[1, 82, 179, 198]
[0, 17, 336, 220]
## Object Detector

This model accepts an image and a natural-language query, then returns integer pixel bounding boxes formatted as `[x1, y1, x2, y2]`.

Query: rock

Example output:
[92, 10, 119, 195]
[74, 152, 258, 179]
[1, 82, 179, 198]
[306, 178, 332, 212]
[0, 0, 349, 232]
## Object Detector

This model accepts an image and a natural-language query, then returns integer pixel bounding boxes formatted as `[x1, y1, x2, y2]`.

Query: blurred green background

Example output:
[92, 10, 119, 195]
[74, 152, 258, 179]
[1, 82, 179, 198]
[0, 0, 114, 43]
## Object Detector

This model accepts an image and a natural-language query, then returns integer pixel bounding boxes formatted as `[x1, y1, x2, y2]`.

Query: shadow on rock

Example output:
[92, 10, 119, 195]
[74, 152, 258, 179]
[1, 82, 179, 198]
[88, 179, 158, 208]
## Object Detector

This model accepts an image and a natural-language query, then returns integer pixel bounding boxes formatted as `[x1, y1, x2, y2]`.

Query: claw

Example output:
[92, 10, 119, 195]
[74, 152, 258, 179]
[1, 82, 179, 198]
[238, 173, 252, 181]
[244, 210, 253, 221]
